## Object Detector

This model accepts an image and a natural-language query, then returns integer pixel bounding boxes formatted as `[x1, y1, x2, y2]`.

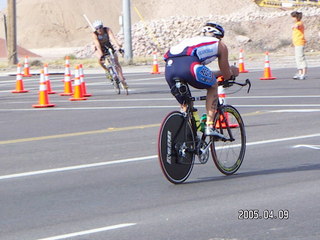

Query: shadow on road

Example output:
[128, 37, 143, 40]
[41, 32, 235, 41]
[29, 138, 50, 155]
[187, 163, 320, 184]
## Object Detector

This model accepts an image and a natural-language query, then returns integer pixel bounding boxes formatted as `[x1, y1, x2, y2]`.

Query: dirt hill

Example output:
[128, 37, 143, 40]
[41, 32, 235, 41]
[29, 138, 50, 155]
[1, 0, 320, 58]
[0, 0, 261, 48]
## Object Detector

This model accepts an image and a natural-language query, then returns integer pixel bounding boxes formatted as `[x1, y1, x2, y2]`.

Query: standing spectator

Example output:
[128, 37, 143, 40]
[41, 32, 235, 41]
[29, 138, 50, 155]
[291, 11, 307, 80]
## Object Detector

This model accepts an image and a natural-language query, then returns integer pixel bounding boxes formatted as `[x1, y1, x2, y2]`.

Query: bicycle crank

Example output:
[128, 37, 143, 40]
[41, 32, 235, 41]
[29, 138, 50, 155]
[198, 140, 210, 164]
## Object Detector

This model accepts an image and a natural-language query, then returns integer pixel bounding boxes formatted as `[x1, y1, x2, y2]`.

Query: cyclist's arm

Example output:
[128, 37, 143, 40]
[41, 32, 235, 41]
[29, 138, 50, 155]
[107, 28, 123, 50]
[216, 41, 239, 80]
[92, 33, 104, 58]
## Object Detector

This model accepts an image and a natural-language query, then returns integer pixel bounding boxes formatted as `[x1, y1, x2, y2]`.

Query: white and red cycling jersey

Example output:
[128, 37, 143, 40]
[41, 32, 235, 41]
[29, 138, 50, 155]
[164, 36, 220, 64]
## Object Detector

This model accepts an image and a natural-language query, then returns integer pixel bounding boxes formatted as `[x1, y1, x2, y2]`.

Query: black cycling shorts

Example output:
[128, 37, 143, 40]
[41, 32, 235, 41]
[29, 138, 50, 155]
[165, 56, 214, 104]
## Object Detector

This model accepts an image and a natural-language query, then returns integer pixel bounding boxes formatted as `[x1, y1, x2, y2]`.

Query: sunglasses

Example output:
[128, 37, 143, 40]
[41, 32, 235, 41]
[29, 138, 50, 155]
[95, 25, 103, 30]
[202, 26, 215, 33]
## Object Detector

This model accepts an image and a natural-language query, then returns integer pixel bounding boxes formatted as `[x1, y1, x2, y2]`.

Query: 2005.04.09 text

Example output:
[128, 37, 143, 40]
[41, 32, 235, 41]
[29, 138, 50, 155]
[238, 209, 289, 220]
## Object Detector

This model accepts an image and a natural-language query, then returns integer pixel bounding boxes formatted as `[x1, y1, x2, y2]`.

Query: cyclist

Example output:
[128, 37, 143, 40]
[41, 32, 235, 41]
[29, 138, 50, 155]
[92, 20, 128, 88]
[164, 22, 239, 137]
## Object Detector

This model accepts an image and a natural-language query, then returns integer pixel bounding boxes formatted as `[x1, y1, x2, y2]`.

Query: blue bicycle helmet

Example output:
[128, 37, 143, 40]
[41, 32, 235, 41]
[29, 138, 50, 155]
[202, 22, 224, 38]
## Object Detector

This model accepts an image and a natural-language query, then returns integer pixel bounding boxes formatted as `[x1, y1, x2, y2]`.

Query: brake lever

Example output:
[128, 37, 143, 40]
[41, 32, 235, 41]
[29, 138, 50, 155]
[245, 79, 251, 93]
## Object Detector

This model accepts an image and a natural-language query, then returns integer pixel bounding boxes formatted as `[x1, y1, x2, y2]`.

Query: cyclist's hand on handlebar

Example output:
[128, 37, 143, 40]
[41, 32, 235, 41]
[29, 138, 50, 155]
[119, 48, 125, 54]
[100, 55, 105, 61]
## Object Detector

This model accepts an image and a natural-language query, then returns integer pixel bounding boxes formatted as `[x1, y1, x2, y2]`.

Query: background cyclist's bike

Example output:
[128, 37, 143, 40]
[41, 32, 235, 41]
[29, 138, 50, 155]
[101, 47, 128, 95]
[158, 77, 251, 184]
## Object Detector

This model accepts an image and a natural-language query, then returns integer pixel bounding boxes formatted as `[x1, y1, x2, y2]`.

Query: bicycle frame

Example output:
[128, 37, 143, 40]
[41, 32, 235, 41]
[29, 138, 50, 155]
[215, 100, 235, 142]
[174, 77, 250, 157]
[172, 81, 212, 161]
[103, 48, 119, 79]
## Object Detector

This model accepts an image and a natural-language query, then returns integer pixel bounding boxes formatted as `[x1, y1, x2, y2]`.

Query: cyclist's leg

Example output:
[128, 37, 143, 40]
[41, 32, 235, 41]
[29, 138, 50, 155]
[188, 64, 222, 137]
[165, 56, 199, 109]
[98, 55, 112, 80]
[114, 54, 127, 85]
[205, 84, 218, 124]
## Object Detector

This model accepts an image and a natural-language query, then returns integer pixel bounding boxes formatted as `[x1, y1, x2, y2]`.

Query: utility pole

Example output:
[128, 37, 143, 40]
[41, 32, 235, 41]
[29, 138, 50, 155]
[7, 0, 18, 65]
[122, 0, 133, 64]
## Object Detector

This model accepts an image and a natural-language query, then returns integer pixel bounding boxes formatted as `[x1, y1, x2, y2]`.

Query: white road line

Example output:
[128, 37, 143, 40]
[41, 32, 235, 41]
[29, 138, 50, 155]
[1, 133, 320, 181]
[246, 133, 320, 146]
[37, 223, 136, 240]
[0, 106, 178, 111]
[0, 155, 157, 180]
[1, 105, 320, 112]
[293, 144, 320, 150]
[270, 109, 320, 113]
[227, 95, 320, 99]
[237, 104, 320, 107]
[2, 98, 176, 104]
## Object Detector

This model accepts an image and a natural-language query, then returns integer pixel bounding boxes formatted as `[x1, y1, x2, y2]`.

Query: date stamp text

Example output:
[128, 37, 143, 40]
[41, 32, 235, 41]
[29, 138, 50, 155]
[238, 209, 289, 220]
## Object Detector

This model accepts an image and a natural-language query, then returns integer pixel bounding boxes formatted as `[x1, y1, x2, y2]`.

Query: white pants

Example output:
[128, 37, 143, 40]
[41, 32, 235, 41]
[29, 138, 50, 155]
[295, 46, 307, 70]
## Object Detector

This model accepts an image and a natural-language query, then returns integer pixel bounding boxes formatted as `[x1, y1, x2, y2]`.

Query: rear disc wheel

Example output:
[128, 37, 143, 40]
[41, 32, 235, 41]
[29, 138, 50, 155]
[158, 111, 195, 184]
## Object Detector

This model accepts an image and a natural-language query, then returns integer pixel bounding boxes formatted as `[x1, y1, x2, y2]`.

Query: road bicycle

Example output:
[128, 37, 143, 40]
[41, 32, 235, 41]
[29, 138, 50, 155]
[158, 77, 251, 184]
[101, 47, 128, 95]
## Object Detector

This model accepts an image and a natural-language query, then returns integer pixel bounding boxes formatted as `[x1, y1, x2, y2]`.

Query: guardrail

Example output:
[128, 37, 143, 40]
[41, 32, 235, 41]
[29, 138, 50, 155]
[256, 0, 320, 8]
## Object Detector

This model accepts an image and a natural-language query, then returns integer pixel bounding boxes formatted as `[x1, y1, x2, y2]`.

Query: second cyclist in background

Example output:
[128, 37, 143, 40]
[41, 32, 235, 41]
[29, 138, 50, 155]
[92, 20, 128, 88]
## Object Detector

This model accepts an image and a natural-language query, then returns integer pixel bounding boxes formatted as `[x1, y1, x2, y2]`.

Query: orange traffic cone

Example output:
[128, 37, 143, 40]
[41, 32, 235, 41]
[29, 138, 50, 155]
[238, 49, 248, 73]
[60, 57, 73, 96]
[260, 52, 276, 80]
[151, 51, 160, 74]
[12, 63, 29, 93]
[32, 70, 55, 108]
[215, 82, 238, 129]
[23, 56, 32, 77]
[79, 64, 92, 97]
[70, 65, 87, 101]
[44, 63, 56, 94]
[61, 56, 71, 82]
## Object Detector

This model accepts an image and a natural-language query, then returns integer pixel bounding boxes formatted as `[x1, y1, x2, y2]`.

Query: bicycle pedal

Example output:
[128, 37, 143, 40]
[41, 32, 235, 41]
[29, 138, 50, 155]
[213, 135, 227, 142]
[121, 82, 129, 89]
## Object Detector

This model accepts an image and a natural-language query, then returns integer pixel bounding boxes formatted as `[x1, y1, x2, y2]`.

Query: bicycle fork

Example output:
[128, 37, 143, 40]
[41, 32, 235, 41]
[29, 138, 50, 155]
[216, 108, 235, 142]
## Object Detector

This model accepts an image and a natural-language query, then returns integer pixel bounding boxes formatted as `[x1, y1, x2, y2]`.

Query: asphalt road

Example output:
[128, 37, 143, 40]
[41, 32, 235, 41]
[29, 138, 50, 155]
[0, 65, 319, 240]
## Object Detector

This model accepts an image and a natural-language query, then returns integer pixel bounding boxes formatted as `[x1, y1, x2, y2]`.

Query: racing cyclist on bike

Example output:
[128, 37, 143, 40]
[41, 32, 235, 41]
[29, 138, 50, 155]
[92, 20, 128, 89]
[164, 22, 239, 138]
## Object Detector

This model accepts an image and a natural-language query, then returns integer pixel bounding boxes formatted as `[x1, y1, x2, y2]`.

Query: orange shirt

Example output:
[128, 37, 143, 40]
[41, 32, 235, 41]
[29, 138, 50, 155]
[292, 21, 306, 46]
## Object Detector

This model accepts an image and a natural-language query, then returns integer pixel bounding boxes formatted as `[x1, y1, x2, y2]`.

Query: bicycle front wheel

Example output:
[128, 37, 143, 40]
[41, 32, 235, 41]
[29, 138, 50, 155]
[211, 105, 246, 175]
[158, 111, 195, 184]
[107, 67, 120, 95]
[120, 82, 129, 95]
[112, 76, 121, 94]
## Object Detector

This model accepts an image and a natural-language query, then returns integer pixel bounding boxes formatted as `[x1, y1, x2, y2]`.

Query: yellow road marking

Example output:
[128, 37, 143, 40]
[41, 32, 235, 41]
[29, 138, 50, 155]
[242, 111, 268, 117]
[0, 123, 160, 145]
[0, 111, 269, 145]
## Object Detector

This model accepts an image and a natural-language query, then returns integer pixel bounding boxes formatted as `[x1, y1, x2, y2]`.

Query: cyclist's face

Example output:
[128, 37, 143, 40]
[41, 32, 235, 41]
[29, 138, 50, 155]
[95, 26, 103, 34]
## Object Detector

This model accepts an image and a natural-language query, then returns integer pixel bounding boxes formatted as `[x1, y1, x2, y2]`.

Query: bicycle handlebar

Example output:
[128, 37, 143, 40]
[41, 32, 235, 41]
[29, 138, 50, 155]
[219, 78, 252, 94]
[189, 78, 251, 102]
[101, 47, 124, 60]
